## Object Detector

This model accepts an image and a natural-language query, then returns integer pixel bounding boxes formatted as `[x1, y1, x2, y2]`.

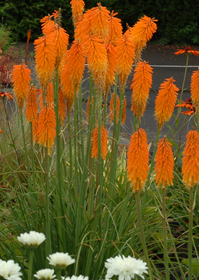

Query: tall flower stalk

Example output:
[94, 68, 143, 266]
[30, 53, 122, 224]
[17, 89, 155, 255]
[182, 130, 199, 279]
[155, 137, 174, 280]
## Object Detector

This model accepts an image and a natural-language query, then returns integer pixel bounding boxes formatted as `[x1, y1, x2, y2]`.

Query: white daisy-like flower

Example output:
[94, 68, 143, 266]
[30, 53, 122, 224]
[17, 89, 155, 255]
[47, 252, 75, 269]
[34, 268, 56, 280]
[62, 275, 89, 280]
[17, 231, 46, 248]
[105, 255, 148, 280]
[0, 259, 22, 280]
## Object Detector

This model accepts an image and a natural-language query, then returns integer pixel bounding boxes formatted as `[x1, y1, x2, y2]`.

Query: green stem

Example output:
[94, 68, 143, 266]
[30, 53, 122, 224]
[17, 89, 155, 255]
[3, 99, 20, 164]
[135, 191, 154, 280]
[56, 269, 61, 280]
[188, 187, 194, 280]
[146, 128, 160, 187]
[180, 53, 189, 102]
[53, 68, 64, 252]
[45, 146, 51, 265]
[28, 250, 34, 280]
[162, 187, 169, 280]
[20, 113, 31, 178]
[97, 91, 103, 236]
[74, 87, 78, 195]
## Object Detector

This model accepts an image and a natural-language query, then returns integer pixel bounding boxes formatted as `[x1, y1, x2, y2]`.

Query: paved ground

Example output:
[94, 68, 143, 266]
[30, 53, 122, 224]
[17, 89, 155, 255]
[13, 43, 199, 148]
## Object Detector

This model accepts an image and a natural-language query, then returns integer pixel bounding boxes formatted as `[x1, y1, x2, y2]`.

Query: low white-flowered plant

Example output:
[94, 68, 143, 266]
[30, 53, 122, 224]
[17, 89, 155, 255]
[62, 275, 89, 280]
[34, 268, 56, 280]
[0, 259, 22, 280]
[17, 231, 46, 248]
[105, 255, 148, 280]
[47, 252, 75, 269]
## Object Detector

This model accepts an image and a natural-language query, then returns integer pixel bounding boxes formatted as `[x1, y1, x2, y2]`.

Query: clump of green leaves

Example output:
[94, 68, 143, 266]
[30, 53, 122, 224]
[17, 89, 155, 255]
[0, 24, 13, 52]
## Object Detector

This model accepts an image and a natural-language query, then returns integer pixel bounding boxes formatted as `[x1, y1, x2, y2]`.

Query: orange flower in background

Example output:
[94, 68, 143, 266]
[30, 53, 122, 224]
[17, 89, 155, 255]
[191, 69, 199, 113]
[70, 0, 85, 26]
[25, 85, 38, 122]
[0, 129, 2, 133]
[130, 61, 153, 119]
[37, 106, 56, 154]
[176, 98, 196, 115]
[116, 34, 135, 91]
[67, 40, 85, 87]
[127, 128, 149, 192]
[90, 3, 110, 39]
[122, 97, 127, 124]
[91, 124, 108, 160]
[182, 130, 199, 189]
[12, 63, 31, 111]
[59, 87, 66, 125]
[34, 35, 56, 94]
[130, 15, 158, 63]
[174, 46, 199, 56]
[155, 137, 174, 188]
[107, 11, 123, 44]
[104, 40, 117, 95]
[84, 33, 108, 92]
[155, 78, 179, 130]
[0, 91, 13, 101]
[109, 93, 120, 122]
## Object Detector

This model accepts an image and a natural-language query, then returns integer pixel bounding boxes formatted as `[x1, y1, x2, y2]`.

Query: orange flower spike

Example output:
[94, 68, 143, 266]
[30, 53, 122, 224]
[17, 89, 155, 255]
[67, 40, 85, 87]
[53, 25, 69, 67]
[109, 93, 120, 122]
[191, 69, 199, 113]
[91, 125, 108, 160]
[40, 15, 54, 34]
[130, 16, 158, 52]
[127, 128, 149, 192]
[105, 40, 117, 95]
[116, 34, 135, 91]
[155, 78, 179, 130]
[26, 85, 38, 122]
[155, 137, 174, 188]
[182, 130, 199, 189]
[75, 10, 93, 42]
[130, 61, 153, 119]
[37, 106, 56, 154]
[84, 33, 108, 92]
[60, 60, 75, 113]
[12, 63, 31, 111]
[59, 87, 66, 125]
[90, 3, 110, 39]
[122, 96, 127, 124]
[107, 11, 123, 44]
[70, 0, 85, 26]
[34, 35, 56, 94]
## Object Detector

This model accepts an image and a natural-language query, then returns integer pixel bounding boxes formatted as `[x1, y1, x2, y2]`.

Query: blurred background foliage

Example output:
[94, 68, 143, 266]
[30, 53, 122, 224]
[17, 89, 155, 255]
[0, 0, 199, 45]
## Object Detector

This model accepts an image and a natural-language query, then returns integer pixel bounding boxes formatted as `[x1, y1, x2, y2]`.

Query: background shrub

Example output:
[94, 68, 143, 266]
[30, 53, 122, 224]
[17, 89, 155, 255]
[0, 0, 199, 45]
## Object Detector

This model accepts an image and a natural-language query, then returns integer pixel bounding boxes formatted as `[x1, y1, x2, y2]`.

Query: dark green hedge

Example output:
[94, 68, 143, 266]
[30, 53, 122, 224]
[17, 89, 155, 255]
[0, 0, 199, 45]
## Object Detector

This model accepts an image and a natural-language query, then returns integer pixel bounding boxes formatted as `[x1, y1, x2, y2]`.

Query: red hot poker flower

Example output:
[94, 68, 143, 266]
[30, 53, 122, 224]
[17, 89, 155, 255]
[155, 137, 174, 188]
[127, 128, 149, 192]
[182, 130, 199, 189]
